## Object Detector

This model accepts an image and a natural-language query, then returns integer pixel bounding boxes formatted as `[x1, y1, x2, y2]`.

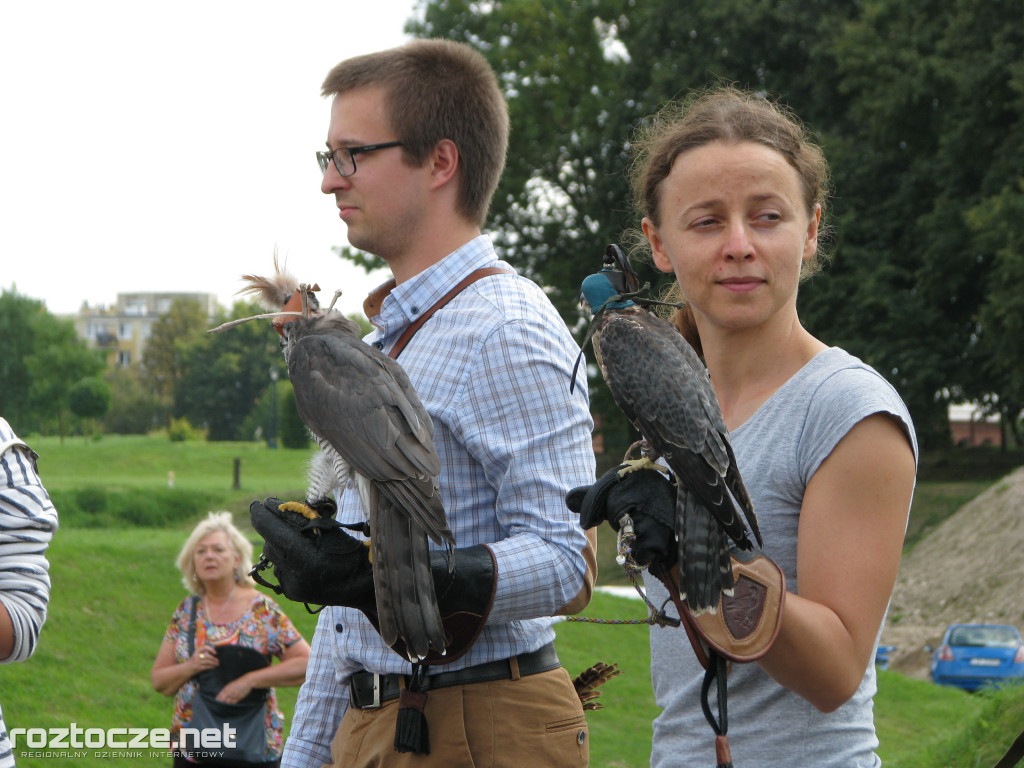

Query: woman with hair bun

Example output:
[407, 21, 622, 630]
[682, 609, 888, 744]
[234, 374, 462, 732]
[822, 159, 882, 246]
[628, 87, 918, 767]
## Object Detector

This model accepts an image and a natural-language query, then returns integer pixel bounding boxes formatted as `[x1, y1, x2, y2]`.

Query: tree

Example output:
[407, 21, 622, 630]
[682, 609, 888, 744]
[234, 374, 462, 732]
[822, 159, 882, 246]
[410, 0, 1024, 449]
[0, 289, 59, 431]
[25, 340, 105, 440]
[175, 301, 283, 441]
[798, 0, 1024, 446]
[278, 382, 311, 450]
[69, 377, 111, 435]
[141, 297, 210, 426]
[0, 288, 106, 437]
[102, 367, 163, 434]
[409, 0, 856, 455]
[964, 183, 1024, 445]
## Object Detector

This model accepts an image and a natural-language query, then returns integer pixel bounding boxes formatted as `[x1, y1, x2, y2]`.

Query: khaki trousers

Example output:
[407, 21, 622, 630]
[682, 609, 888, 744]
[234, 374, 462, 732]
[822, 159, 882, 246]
[326, 667, 589, 767]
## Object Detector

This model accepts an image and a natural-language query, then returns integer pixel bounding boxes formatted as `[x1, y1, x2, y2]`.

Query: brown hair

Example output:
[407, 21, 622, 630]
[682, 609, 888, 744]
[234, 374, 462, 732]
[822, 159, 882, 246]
[322, 39, 509, 227]
[627, 86, 831, 353]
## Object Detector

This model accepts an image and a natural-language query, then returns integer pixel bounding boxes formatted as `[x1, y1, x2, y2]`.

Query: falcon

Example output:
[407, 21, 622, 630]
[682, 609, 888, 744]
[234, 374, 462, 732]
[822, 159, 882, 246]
[232, 259, 455, 660]
[579, 245, 762, 614]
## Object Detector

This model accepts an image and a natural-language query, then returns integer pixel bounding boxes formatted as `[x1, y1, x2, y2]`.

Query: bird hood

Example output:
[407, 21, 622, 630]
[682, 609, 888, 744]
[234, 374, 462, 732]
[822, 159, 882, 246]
[580, 271, 637, 314]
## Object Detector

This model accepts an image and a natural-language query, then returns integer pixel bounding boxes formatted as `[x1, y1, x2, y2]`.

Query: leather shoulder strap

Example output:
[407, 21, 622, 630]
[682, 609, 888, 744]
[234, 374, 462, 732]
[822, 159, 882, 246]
[186, 595, 200, 656]
[388, 266, 510, 359]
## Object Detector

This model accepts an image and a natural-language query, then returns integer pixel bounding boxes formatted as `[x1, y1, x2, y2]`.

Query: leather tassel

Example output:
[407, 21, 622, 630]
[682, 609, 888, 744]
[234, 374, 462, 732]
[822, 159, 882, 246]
[394, 665, 430, 754]
[715, 734, 733, 768]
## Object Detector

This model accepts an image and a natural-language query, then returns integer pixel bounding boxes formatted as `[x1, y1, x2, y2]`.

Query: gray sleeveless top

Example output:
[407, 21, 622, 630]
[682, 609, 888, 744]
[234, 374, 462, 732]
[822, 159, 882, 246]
[646, 347, 917, 768]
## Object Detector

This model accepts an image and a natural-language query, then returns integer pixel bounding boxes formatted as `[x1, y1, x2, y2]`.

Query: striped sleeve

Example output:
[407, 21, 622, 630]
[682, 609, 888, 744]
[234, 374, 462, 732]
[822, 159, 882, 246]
[0, 419, 59, 665]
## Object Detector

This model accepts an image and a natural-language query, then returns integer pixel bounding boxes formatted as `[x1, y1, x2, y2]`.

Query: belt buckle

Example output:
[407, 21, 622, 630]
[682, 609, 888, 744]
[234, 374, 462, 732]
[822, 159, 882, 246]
[367, 673, 381, 709]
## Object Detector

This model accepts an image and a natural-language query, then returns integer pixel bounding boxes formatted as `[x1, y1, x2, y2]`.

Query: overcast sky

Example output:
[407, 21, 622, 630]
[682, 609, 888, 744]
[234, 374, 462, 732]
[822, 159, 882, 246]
[1, 1, 419, 318]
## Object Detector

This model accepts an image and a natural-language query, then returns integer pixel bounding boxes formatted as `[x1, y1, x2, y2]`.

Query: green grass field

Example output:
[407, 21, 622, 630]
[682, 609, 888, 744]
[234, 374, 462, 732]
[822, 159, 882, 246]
[3, 435, 1021, 767]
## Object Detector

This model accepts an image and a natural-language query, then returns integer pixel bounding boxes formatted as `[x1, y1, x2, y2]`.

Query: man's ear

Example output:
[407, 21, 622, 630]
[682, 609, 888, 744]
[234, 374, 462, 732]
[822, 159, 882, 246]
[429, 139, 460, 190]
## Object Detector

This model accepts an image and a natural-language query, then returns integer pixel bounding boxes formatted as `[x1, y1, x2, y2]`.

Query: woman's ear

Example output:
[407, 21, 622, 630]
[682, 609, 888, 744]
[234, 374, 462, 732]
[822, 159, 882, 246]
[643, 217, 674, 273]
[803, 203, 822, 262]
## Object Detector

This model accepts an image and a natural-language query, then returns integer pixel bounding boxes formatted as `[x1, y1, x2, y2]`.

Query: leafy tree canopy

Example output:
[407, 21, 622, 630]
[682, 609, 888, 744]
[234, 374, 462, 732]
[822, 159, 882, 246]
[401, 0, 1024, 449]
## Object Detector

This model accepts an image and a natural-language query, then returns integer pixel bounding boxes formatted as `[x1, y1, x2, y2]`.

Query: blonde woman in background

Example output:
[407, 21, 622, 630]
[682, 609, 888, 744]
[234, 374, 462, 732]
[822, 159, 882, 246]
[151, 512, 309, 767]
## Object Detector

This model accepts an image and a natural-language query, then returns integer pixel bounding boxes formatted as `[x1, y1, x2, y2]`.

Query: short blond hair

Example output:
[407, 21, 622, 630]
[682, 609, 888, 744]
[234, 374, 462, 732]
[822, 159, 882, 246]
[176, 511, 256, 594]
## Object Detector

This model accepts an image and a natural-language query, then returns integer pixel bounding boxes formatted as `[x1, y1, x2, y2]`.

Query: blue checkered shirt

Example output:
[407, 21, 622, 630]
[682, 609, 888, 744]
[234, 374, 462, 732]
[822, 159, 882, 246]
[282, 236, 595, 767]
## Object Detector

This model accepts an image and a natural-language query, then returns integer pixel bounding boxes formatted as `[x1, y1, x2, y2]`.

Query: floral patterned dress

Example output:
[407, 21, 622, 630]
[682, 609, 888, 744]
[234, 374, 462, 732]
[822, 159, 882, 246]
[163, 592, 302, 762]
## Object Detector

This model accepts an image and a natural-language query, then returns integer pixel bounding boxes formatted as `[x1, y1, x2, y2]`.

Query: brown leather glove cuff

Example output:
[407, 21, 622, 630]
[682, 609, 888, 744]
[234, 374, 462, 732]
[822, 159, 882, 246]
[652, 546, 785, 666]
[372, 544, 497, 667]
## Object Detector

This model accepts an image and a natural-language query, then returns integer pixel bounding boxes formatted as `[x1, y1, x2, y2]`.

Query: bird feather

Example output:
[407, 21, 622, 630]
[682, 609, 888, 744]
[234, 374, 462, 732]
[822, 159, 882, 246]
[572, 662, 621, 711]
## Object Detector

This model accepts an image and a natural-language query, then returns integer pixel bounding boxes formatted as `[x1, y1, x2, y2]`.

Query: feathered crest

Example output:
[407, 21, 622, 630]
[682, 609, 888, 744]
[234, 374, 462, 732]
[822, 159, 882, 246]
[238, 249, 308, 312]
[572, 661, 621, 711]
[208, 252, 335, 335]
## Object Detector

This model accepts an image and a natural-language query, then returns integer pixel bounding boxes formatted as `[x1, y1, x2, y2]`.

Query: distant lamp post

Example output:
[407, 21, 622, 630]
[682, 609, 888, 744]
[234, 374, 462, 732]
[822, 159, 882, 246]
[268, 367, 279, 449]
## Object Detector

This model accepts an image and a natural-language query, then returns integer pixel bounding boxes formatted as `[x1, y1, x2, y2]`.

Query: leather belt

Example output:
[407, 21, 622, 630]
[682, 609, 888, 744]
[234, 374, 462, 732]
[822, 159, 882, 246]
[348, 643, 560, 710]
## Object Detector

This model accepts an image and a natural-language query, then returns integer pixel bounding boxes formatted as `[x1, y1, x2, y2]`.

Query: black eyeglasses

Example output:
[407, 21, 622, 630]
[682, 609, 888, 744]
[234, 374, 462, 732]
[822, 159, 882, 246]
[316, 141, 403, 177]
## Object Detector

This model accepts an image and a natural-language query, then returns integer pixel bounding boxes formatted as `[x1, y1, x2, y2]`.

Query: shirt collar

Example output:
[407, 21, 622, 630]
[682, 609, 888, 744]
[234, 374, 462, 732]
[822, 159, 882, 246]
[363, 235, 502, 334]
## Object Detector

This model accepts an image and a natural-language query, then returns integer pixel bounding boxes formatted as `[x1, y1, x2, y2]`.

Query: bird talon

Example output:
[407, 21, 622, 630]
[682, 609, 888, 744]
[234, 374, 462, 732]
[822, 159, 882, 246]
[278, 501, 320, 520]
[622, 439, 646, 462]
[616, 456, 671, 478]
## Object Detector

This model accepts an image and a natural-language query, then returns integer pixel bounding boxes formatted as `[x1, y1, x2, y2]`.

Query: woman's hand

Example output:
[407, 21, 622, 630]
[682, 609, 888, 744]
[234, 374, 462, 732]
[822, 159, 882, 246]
[191, 643, 219, 674]
[151, 639, 218, 696]
[215, 675, 255, 704]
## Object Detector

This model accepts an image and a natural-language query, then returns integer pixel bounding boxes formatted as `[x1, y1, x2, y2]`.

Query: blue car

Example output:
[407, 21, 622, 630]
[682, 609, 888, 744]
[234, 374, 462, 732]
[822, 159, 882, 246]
[931, 623, 1024, 691]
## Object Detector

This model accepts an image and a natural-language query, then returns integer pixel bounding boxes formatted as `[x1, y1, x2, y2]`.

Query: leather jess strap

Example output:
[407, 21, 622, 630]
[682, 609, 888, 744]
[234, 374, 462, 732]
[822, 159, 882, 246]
[387, 267, 510, 359]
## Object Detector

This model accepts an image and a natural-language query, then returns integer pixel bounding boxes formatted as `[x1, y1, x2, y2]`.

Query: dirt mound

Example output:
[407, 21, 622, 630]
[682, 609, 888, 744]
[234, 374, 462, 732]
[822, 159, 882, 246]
[881, 466, 1024, 679]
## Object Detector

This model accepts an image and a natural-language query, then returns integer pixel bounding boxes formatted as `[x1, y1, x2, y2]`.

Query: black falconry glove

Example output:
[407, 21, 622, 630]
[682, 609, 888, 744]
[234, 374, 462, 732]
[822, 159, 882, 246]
[249, 497, 495, 666]
[249, 496, 377, 612]
[566, 463, 678, 570]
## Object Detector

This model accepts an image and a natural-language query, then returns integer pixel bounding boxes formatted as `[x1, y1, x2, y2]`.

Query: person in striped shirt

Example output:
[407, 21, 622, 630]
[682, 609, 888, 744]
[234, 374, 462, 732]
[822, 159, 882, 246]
[0, 418, 58, 768]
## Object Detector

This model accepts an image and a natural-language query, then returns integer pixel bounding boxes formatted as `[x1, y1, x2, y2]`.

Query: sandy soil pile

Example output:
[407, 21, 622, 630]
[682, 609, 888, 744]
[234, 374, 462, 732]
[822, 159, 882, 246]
[881, 466, 1024, 679]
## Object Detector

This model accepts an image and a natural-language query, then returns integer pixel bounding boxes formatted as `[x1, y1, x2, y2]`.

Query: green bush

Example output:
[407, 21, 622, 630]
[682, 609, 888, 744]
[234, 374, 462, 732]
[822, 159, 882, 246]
[167, 417, 204, 442]
[49, 487, 224, 528]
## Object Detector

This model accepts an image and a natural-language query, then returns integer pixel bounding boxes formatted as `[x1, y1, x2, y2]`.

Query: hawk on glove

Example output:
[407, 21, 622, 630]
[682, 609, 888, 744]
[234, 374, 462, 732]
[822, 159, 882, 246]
[235, 260, 455, 660]
[579, 245, 762, 615]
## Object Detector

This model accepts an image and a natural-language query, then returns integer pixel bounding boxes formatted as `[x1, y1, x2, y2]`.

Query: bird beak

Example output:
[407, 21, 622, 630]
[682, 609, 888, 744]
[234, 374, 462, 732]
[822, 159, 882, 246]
[272, 285, 320, 337]
[272, 290, 305, 337]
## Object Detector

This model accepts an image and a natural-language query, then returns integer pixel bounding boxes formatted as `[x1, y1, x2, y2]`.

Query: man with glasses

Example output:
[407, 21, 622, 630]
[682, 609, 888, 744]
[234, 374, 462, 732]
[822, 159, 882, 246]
[277, 39, 597, 768]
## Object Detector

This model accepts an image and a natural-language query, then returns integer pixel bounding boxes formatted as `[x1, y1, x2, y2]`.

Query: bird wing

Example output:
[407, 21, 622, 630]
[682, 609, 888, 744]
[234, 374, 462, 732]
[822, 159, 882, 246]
[289, 331, 453, 547]
[596, 309, 759, 547]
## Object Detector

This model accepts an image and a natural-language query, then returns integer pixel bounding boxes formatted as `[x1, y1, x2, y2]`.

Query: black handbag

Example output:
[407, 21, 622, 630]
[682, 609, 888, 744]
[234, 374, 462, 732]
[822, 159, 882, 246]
[183, 596, 276, 767]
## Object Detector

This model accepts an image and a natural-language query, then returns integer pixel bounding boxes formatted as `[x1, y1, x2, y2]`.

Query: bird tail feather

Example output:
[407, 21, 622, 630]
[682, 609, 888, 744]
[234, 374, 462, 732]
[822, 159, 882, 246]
[371, 491, 447, 661]
[679, 486, 735, 616]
